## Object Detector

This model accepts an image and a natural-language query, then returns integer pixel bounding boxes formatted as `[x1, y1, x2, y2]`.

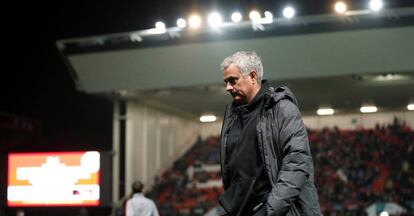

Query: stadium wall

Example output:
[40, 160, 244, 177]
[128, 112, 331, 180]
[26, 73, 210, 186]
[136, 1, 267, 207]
[198, 111, 414, 138]
[113, 101, 200, 199]
[303, 111, 414, 130]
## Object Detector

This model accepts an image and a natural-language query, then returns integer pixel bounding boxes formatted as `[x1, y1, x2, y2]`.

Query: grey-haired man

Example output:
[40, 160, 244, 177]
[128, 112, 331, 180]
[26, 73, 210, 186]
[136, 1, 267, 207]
[218, 51, 321, 216]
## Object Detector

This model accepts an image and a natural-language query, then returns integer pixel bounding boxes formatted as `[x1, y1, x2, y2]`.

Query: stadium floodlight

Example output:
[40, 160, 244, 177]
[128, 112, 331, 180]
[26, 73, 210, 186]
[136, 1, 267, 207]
[176, 18, 187, 28]
[379, 211, 389, 216]
[335, 1, 347, 14]
[155, 21, 166, 30]
[317, 108, 334, 116]
[369, 0, 383, 11]
[407, 103, 414, 111]
[360, 106, 378, 113]
[189, 15, 202, 29]
[200, 115, 217, 123]
[264, 11, 274, 23]
[249, 10, 261, 23]
[282, 6, 295, 19]
[208, 12, 223, 28]
[148, 21, 166, 34]
[231, 12, 242, 23]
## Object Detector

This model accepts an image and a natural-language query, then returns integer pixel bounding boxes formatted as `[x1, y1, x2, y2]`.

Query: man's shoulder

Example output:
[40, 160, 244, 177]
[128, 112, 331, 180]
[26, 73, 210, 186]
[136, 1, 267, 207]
[265, 85, 299, 107]
[142, 196, 156, 205]
[129, 194, 153, 202]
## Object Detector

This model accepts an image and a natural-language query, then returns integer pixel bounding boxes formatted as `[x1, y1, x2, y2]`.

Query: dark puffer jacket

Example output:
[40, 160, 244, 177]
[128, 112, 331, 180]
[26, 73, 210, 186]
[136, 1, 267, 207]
[219, 86, 321, 216]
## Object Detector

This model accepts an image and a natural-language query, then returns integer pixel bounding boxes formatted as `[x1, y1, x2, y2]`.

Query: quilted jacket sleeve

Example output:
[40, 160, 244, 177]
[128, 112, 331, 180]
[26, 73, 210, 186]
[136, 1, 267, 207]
[266, 99, 313, 216]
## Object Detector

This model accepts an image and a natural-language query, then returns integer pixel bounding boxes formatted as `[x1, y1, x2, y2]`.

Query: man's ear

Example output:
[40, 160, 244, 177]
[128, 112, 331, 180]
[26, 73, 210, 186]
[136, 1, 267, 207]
[249, 70, 258, 81]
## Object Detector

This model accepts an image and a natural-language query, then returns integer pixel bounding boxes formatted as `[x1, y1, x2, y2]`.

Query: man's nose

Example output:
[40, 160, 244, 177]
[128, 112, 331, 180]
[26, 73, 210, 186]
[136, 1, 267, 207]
[226, 83, 233, 92]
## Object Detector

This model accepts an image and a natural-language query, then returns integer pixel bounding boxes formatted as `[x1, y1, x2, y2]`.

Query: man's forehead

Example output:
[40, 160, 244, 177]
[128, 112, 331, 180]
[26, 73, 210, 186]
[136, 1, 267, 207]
[223, 70, 241, 80]
[223, 65, 241, 74]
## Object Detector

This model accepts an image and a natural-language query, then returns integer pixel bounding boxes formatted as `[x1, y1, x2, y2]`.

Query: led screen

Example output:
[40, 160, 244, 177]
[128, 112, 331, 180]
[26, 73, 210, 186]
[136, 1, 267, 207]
[7, 151, 100, 207]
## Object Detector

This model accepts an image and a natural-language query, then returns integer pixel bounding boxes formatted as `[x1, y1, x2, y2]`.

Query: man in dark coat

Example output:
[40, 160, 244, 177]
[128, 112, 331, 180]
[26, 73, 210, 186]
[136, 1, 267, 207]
[217, 51, 321, 216]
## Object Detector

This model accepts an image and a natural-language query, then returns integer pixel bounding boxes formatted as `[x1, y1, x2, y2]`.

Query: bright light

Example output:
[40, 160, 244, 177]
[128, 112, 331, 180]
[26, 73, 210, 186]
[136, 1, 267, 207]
[189, 15, 202, 29]
[155, 21, 166, 29]
[176, 18, 187, 28]
[335, 1, 347, 14]
[208, 12, 223, 28]
[374, 74, 406, 81]
[360, 106, 378, 113]
[264, 11, 274, 23]
[231, 12, 242, 23]
[7, 151, 100, 207]
[408, 103, 414, 111]
[369, 0, 383, 11]
[200, 115, 217, 123]
[283, 6, 295, 19]
[380, 211, 389, 216]
[81, 151, 100, 173]
[249, 10, 261, 22]
[149, 21, 166, 34]
[317, 108, 334, 116]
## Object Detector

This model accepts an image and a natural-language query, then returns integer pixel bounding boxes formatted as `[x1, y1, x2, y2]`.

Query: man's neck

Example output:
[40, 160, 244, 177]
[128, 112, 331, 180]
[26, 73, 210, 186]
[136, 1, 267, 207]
[247, 84, 261, 104]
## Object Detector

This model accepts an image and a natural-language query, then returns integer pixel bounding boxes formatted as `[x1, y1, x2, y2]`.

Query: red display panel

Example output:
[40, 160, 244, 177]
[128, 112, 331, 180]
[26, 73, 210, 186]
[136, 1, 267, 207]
[7, 151, 100, 207]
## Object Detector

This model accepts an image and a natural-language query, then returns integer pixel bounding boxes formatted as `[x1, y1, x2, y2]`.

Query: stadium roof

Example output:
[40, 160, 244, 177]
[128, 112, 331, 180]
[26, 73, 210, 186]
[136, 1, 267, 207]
[56, 6, 414, 119]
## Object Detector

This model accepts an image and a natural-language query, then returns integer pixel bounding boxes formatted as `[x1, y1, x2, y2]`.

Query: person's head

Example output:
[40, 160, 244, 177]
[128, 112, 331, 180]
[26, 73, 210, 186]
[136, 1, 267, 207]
[220, 51, 263, 104]
[132, 180, 144, 193]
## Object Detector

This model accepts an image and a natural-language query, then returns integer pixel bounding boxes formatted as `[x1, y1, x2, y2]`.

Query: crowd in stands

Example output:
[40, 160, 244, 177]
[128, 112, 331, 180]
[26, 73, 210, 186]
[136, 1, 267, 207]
[147, 136, 222, 216]
[144, 118, 413, 216]
[310, 118, 414, 215]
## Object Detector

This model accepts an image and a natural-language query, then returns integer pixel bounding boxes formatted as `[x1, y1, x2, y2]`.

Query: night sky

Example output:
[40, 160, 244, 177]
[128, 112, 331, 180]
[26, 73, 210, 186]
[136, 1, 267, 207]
[2, 0, 414, 152]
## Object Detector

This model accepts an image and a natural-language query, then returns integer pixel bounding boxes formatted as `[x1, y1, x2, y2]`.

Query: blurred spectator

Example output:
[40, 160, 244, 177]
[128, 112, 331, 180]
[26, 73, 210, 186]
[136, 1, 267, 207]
[126, 181, 159, 216]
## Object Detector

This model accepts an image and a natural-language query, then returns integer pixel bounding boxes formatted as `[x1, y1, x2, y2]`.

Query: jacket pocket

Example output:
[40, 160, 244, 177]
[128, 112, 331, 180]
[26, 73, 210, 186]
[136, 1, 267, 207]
[243, 189, 270, 216]
[218, 178, 256, 216]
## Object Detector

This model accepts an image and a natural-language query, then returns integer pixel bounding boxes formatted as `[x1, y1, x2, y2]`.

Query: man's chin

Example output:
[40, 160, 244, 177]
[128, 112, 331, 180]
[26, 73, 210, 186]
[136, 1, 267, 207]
[232, 96, 246, 104]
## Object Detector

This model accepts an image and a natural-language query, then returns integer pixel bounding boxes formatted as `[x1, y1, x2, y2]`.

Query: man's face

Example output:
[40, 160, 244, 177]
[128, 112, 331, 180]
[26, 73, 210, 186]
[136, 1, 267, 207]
[223, 64, 256, 104]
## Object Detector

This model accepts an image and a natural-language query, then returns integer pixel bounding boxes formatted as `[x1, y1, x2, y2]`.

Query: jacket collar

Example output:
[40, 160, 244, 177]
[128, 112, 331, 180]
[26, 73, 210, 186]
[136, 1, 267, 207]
[263, 85, 299, 109]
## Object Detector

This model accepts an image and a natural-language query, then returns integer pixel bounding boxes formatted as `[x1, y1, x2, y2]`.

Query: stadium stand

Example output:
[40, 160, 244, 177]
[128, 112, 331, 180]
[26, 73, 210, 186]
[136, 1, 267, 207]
[310, 118, 414, 215]
[140, 117, 413, 216]
[146, 136, 222, 216]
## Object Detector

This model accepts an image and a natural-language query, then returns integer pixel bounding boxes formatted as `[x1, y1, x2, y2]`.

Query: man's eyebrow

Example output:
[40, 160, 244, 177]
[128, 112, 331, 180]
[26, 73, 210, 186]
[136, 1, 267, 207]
[223, 76, 236, 82]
